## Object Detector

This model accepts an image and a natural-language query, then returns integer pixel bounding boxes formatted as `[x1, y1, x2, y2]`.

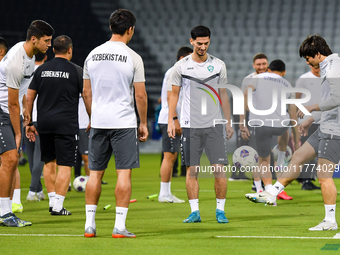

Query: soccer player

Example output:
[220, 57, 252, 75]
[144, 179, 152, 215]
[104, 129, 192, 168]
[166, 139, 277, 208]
[295, 65, 322, 190]
[157, 46, 192, 203]
[230, 53, 268, 182]
[168, 25, 234, 223]
[249, 35, 340, 231]
[0, 20, 54, 227]
[83, 9, 148, 238]
[0, 38, 25, 213]
[24, 52, 47, 202]
[0, 37, 26, 213]
[242, 60, 295, 203]
[26, 35, 83, 216]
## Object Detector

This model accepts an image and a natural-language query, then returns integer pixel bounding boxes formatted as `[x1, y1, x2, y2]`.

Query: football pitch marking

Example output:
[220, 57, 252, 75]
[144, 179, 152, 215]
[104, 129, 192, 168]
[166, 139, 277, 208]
[0, 233, 160, 237]
[216, 234, 340, 240]
[0, 234, 83, 237]
[1, 233, 339, 239]
[173, 189, 244, 193]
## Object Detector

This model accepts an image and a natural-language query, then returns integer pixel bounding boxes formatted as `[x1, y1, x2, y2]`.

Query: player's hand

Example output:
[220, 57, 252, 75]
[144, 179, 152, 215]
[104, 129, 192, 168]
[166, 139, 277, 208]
[26, 125, 38, 142]
[226, 124, 234, 140]
[240, 125, 250, 140]
[22, 109, 30, 128]
[168, 122, 176, 138]
[174, 119, 182, 136]
[297, 105, 312, 119]
[298, 119, 312, 137]
[85, 122, 91, 133]
[138, 123, 148, 142]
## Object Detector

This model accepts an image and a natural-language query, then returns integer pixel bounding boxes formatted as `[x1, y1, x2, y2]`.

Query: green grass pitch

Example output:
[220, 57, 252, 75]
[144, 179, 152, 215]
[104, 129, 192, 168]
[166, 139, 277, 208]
[1, 153, 340, 255]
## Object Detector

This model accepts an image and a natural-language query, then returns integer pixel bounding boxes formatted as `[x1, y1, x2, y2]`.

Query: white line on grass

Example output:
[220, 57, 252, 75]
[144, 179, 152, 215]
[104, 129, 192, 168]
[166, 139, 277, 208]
[2, 233, 339, 239]
[313, 191, 340, 194]
[173, 189, 244, 193]
[216, 235, 340, 240]
[0, 234, 83, 237]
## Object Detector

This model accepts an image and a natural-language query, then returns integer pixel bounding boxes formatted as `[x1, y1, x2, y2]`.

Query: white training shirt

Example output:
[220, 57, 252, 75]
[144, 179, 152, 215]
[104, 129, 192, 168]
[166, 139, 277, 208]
[295, 71, 322, 124]
[241, 71, 258, 108]
[241, 72, 257, 92]
[314, 53, 340, 136]
[158, 67, 183, 124]
[0, 42, 35, 114]
[78, 95, 89, 129]
[169, 54, 228, 128]
[83, 41, 145, 129]
[248, 72, 293, 127]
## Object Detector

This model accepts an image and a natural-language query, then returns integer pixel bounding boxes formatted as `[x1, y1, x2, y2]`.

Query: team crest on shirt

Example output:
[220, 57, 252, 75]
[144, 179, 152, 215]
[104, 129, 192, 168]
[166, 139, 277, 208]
[207, 65, 214, 72]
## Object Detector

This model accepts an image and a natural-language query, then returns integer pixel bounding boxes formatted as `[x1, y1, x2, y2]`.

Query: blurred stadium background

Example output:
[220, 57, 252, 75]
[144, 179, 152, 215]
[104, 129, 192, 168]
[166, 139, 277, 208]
[1, 0, 339, 152]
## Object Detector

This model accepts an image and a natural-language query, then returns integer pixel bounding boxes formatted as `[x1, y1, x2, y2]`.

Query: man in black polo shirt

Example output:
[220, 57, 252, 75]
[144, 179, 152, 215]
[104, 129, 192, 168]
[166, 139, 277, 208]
[26, 35, 83, 215]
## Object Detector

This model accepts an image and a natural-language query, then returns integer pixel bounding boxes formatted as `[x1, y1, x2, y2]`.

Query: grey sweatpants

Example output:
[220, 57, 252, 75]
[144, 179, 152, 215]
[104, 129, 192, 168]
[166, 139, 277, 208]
[24, 123, 44, 192]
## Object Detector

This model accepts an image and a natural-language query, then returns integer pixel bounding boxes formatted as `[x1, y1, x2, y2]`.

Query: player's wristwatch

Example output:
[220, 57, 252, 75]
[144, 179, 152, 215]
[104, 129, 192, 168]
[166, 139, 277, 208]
[173, 116, 178, 120]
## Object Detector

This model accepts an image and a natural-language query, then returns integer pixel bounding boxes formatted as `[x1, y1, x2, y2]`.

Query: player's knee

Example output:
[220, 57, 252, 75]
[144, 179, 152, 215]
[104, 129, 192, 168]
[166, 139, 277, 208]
[317, 172, 334, 182]
[1, 151, 19, 168]
[214, 171, 226, 179]
[259, 156, 270, 164]
[164, 152, 177, 163]
[290, 150, 304, 165]
[188, 166, 199, 178]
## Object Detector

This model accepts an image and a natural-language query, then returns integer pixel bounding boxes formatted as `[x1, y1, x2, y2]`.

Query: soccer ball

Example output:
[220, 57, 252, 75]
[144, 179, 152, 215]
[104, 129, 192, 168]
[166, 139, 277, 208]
[233, 146, 259, 169]
[272, 145, 292, 162]
[73, 176, 88, 192]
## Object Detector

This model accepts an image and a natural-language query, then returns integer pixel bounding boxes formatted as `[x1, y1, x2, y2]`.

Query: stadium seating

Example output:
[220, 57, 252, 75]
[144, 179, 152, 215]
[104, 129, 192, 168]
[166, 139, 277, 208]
[95, 0, 340, 89]
[0, 0, 106, 69]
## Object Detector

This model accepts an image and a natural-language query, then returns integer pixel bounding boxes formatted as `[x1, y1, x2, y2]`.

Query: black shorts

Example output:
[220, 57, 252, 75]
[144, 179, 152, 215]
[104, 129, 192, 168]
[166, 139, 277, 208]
[88, 128, 139, 170]
[78, 129, 89, 155]
[159, 124, 180, 153]
[247, 126, 279, 154]
[255, 126, 288, 158]
[181, 125, 229, 166]
[301, 123, 319, 144]
[39, 133, 79, 166]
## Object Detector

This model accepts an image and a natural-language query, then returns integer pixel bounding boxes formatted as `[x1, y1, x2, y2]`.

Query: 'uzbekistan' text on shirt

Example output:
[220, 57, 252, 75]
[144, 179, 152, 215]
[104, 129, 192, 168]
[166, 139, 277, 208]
[41, 71, 70, 79]
[92, 53, 127, 63]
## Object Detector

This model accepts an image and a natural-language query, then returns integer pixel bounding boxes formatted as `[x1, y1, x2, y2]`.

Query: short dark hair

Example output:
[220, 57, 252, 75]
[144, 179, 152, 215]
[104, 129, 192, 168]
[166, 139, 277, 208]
[0, 37, 9, 53]
[253, 53, 268, 63]
[53, 35, 73, 55]
[269, 59, 285, 72]
[177, 46, 193, 61]
[35, 52, 46, 62]
[26, 20, 54, 41]
[109, 9, 136, 35]
[191, 25, 211, 40]
[299, 35, 332, 58]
